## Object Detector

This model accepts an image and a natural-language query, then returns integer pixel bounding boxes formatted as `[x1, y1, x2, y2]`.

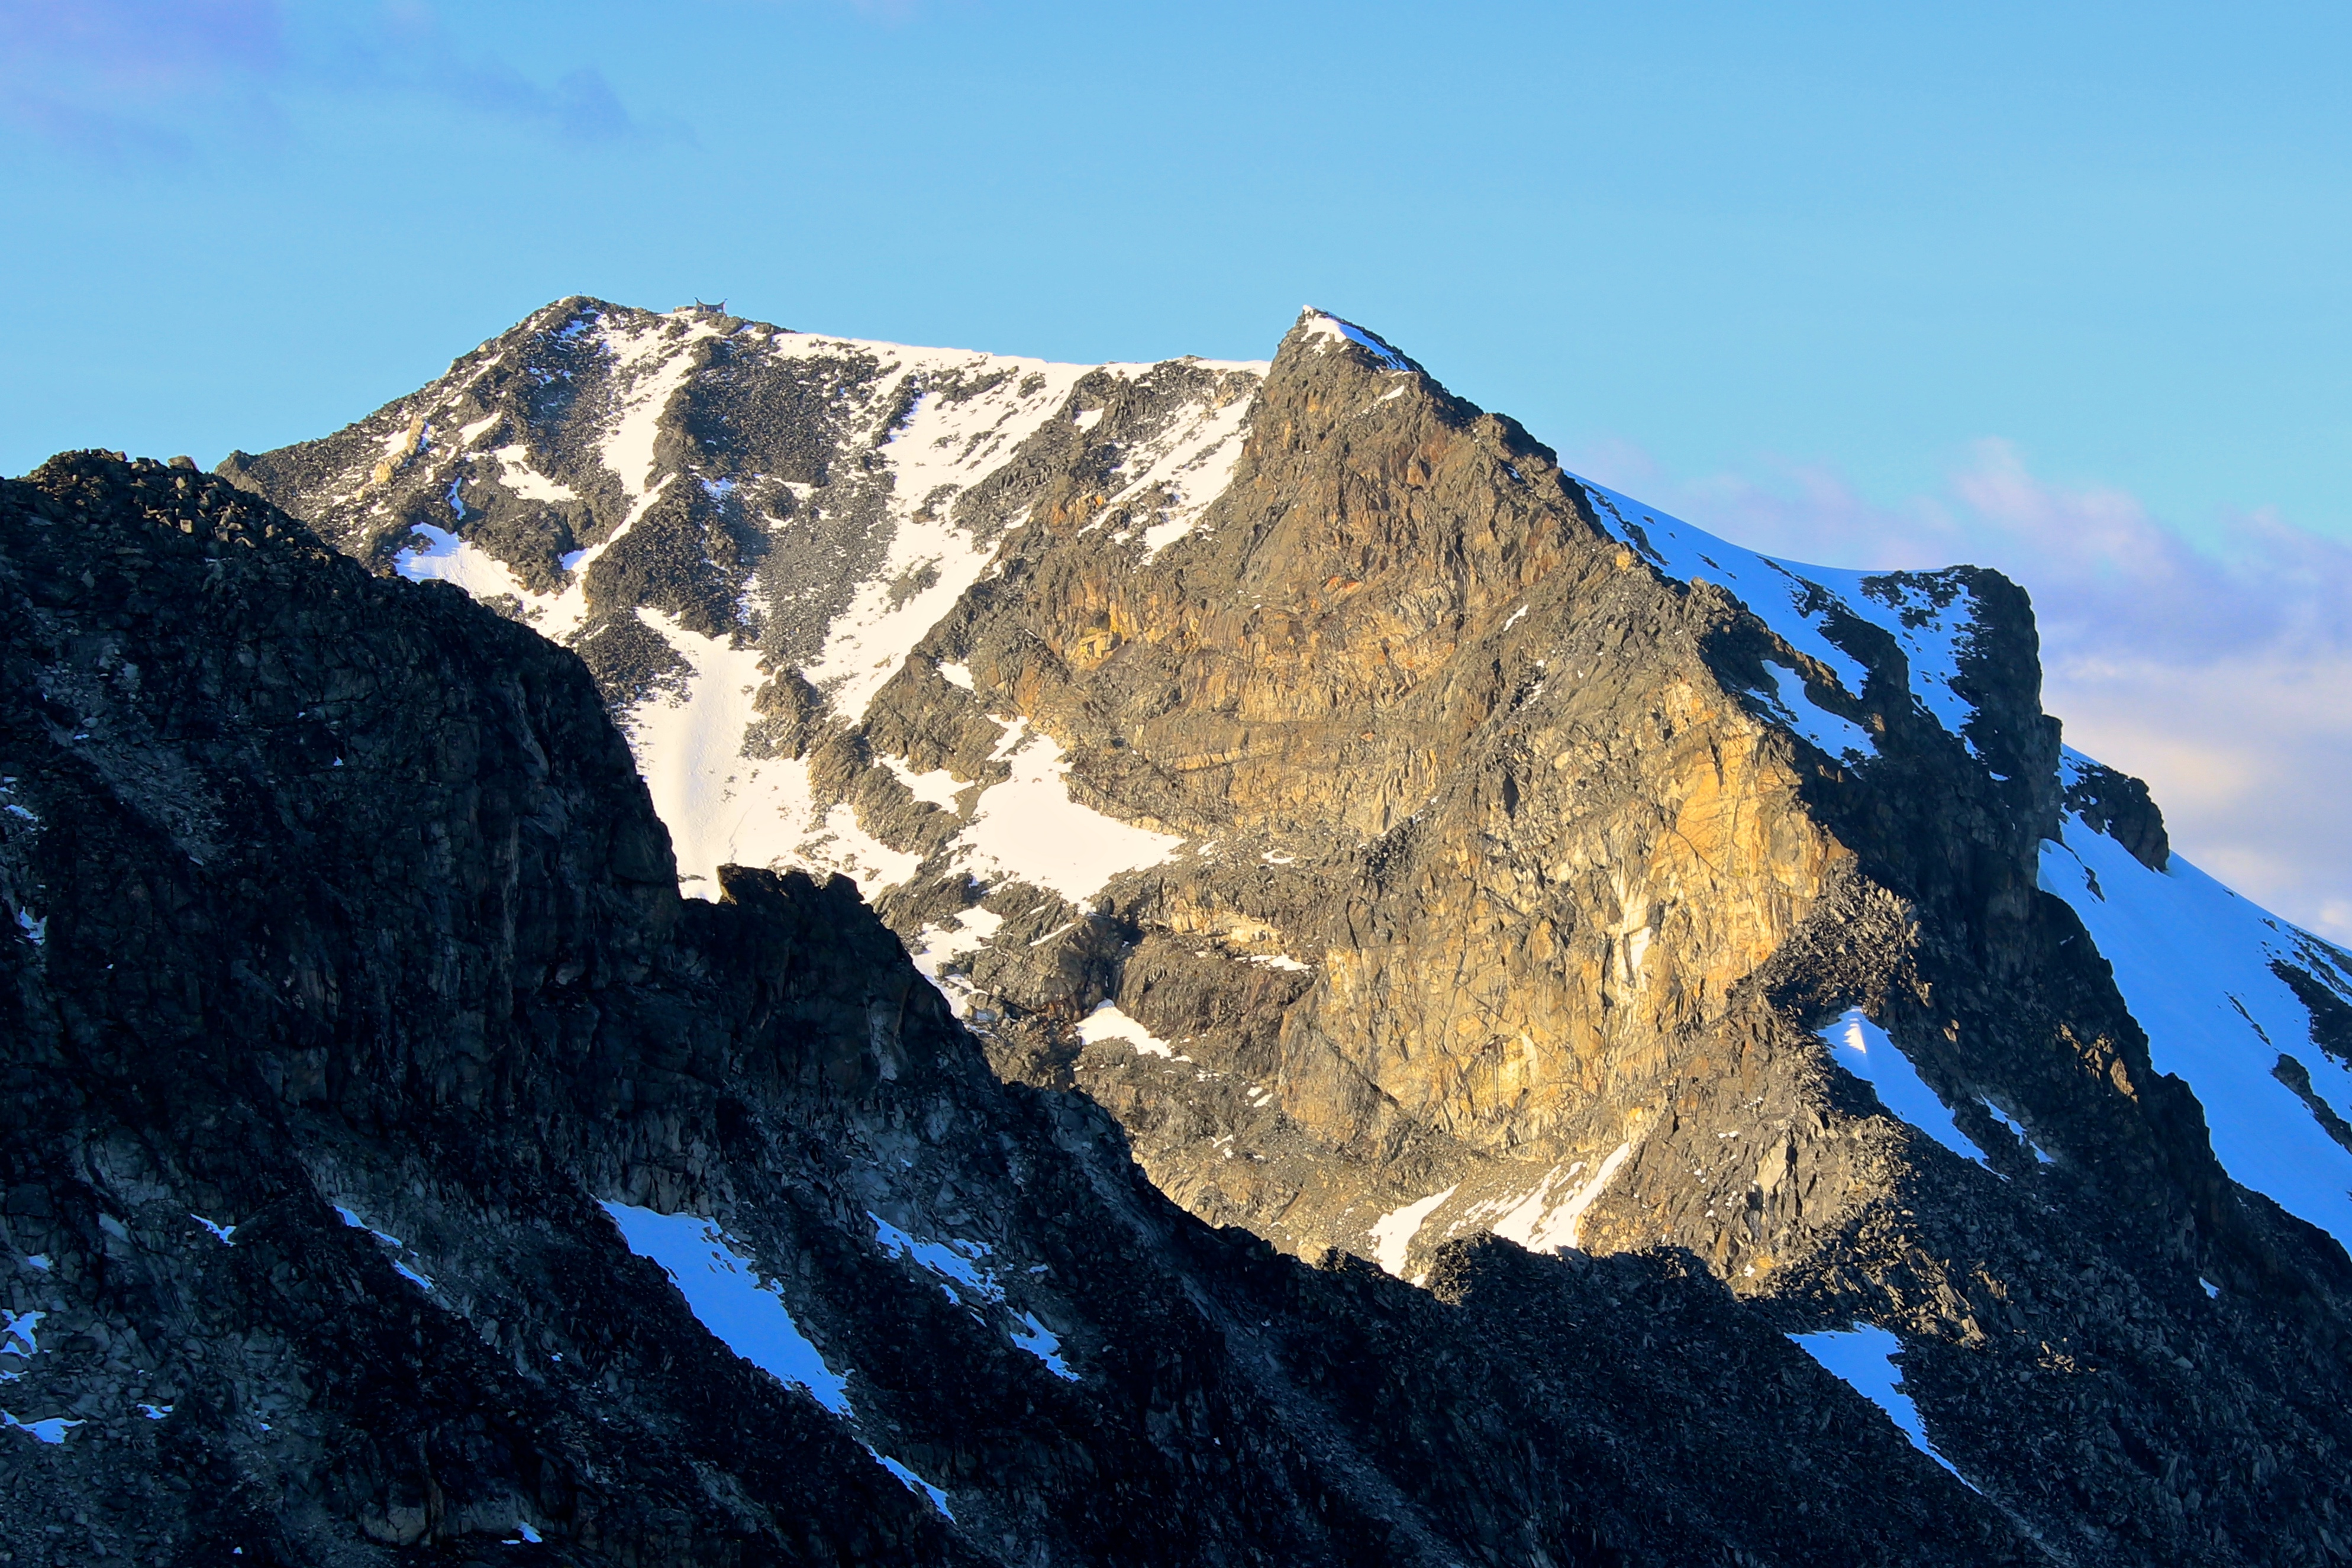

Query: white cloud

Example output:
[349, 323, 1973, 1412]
[1566, 438, 2352, 943]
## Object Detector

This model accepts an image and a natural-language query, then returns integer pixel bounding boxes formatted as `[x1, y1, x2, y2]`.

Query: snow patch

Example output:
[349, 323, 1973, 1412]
[1789, 1324, 1973, 1486]
[870, 1214, 1077, 1380]
[1076, 1003, 1183, 1061]
[946, 720, 1182, 904]
[1093, 385, 1257, 563]
[2, 1311, 41, 1358]
[908, 907, 1005, 1014]
[597, 317, 720, 499]
[600, 1202, 851, 1414]
[799, 804, 922, 897]
[1006, 1311, 1074, 1380]
[1821, 1010, 1992, 1171]
[618, 610, 917, 899]
[2, 1410, 80, 1444]
[1299, 309, 1417, 373]
[1490, 1143, 1635, 1253]
[393, 522, 534, 602]
[873, 1453, 954, 1517]
[798, 348, 1095, 720]
[1980, 1098, 2054, 1163]
[189, 1214, 236, 1246]
[1370, 1186, 1457, 1277]
[882, 754, 963, 809]
[935, 661, 975, 691]
[1754, 661, 1875, 763]
[333, 1204, 436, 1290]
[488, 444, 578, 502]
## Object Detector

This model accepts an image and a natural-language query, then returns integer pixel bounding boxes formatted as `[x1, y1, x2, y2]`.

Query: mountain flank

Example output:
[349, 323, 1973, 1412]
[0, 451, 2037, 1564]
[0, 293, 2347, 1561]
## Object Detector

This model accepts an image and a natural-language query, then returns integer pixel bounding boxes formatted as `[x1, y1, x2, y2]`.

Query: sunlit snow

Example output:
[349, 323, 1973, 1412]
[392, 522, 535, 603]
[358, 306, 1263, 925]
[488, 444, 578, 502]
[1370, 1185, 1456, 1276]
[1576, 479, 1982, 755]
[616, 610, 885, 899]
[1490, 1143, 1635, 1253]
[882, 754, 963, 809]
[598, 316, 721, 499]
[1102, 385, 1257, 562]
[948, 720, 1183, 904]
[907, 907, 1006, 1014]
[1075, 1002, 1183, 1061]
[1299, 309, 1418, 373]
[795, 344, 1096, 718]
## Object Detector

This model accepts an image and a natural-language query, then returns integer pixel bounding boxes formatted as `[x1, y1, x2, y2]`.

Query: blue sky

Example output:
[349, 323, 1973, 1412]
[5, 0, 2351, 932]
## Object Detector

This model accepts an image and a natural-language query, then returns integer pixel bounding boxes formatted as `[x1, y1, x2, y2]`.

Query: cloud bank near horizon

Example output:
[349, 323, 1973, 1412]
[1569, 437, 2352, 943]
[0, 0, 654, 157]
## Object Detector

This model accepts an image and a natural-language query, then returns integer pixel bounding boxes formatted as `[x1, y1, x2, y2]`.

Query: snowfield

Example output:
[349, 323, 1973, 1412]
[2038, 750, 2352, 1248]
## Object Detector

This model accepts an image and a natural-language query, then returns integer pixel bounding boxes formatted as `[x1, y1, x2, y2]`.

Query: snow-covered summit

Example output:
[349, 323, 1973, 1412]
[1294, 308, 1422, 374]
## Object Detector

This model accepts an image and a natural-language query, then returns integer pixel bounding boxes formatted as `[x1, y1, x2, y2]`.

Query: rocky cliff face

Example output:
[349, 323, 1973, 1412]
[162, 296, 2352, 1563]
[0, 454, 2048, 1566]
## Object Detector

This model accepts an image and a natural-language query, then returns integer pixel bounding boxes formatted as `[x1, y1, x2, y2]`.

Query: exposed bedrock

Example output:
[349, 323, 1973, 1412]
[0, 454, 2058, 1565]
[219, 302, 2352, 1564]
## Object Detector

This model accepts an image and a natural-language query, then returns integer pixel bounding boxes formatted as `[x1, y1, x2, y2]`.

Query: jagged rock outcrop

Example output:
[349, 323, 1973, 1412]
[212, 299, 2352, 1565]
[1, 453, 2056, 1566]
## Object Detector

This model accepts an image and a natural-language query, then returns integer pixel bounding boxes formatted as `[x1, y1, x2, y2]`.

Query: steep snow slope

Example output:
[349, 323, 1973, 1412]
[1575, 478, 1987, 757]
[2040, 748, 2352, 1247]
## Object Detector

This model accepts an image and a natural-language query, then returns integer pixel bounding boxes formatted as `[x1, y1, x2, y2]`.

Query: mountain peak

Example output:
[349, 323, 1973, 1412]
[1290, 306, 1422, 373]
[130, 300, 2352, 1563]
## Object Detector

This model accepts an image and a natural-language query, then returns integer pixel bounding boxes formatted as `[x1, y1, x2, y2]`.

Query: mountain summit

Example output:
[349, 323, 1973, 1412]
[1, 301, 2345, 1562]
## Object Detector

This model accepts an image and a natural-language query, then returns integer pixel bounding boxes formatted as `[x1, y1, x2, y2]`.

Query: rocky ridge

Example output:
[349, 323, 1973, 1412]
[190, 298, 2352, 1562]
[0, 451, 2039, 1565]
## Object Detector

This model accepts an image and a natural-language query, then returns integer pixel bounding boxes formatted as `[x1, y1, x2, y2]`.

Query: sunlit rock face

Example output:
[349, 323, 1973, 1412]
[212, 301, 2352, 1564]
[0, 453, 2031, 1566]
